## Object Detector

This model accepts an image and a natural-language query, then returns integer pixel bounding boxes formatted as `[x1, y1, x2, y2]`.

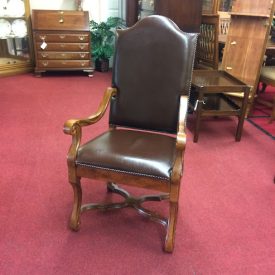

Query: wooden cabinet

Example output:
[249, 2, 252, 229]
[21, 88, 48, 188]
[155, 0, 202, 33]
[126, 0, 202, 32]
[0, 0, 33, 76]
[221, 0, 275, 107]
[31, 10, 93, 76]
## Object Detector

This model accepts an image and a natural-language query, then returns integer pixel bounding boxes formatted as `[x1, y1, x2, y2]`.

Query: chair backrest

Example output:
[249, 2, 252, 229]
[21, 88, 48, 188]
[110, 15, 198, 134]
[196, 15, 219, 70]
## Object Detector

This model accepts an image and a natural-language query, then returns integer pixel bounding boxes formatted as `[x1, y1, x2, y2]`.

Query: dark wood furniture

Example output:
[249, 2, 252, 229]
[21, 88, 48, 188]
[31, 10, 93, 77]
[191, 70, 250, 142]
[63, 16, 198, 252]
[256, 66, 275, 123]
[126, 0, 202, 32]
[154, 0, 202, 32]
[126, 0, 138, 27]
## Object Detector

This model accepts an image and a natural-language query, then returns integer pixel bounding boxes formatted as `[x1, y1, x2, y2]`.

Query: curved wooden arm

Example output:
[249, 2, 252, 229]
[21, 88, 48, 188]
[63, 87, 117, 135]
[176, 95, 188, 150]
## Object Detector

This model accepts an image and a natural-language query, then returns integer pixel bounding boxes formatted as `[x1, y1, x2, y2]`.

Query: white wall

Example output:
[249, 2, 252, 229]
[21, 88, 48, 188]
[29, 0, 75, 10]
[29, 0, 126, 22]
[83, 0, 124, 22]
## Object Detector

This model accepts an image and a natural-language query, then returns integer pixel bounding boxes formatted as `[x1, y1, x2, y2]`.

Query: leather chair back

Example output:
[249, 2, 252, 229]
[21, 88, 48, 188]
[110, 15, 198, 133]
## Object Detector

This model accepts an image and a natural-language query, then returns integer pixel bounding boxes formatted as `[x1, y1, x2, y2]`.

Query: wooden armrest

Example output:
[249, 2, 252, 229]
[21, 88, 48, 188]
[176, 95, 188, 150]
[63, 87, 117, 135]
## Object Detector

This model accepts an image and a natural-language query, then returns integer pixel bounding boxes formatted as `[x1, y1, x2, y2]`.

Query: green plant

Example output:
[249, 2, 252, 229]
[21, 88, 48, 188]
[90, 17, 123, 61]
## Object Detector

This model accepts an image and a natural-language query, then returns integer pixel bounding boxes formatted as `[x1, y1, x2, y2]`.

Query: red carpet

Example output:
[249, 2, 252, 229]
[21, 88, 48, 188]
[0, 72, 275, 274]
[247, 85, 275, 139]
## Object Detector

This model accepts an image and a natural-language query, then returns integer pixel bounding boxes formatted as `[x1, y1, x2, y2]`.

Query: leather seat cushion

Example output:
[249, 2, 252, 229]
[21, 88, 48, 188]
[76, 129, 177, 180]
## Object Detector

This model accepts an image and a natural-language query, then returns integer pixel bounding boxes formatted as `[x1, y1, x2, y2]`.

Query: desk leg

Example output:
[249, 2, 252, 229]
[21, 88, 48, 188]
[193, 90, 204, 143]
[235, 87, 250, 141]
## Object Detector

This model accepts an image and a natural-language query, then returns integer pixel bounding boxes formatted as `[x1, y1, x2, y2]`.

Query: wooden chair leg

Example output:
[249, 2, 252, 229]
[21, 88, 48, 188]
[69, 177, 82, 231]
[261, 82, 267, 93]
[269, 96, 275, 123]
[164, 201, 178, 253]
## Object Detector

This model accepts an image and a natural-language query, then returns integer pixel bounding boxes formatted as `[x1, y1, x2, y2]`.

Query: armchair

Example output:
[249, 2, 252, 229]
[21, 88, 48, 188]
[64, 15, 198, 252]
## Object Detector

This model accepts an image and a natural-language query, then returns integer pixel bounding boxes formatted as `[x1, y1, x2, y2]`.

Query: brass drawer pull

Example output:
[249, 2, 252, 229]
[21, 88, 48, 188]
[230, 41, 237, 45]
[59, 35, 66, 39]
[80, 53, 85, 58]
[226, 66, 233, 70]
[59, 11, 64, 23]
[39, 35, 46, 41]
[79, 35, 85, 41]
[61, 53, 66, 57]
[41, 53, 48, 58]
[79, 44, 85, 49]
[42, 61, 48, 66]
[60, 44, 65, 48]
[62, 61, 67, 65]
[81, 62, 86, 66]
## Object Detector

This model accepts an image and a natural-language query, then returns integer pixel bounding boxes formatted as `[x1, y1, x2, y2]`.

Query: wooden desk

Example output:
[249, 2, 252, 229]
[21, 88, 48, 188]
[191, 70, 250, 142]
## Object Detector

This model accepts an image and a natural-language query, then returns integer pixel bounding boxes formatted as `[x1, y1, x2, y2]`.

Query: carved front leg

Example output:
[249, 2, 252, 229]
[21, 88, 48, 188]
[69, 177, 82, 231]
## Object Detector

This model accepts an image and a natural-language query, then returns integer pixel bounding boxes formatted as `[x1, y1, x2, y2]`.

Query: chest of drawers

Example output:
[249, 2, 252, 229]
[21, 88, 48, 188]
[32, 10, 94, 76]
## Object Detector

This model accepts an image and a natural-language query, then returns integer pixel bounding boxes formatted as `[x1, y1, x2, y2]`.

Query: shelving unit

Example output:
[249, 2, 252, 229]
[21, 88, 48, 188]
[0, 0, 33, 76]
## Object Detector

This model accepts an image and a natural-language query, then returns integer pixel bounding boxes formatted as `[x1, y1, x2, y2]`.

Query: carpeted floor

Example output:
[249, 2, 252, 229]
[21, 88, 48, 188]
[0, 72, 275, 274]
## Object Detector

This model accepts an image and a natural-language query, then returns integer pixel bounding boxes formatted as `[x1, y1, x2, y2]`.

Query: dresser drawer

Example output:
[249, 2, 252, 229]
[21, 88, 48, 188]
[32, 10, 89, 31]
[35, 33, 89, 43]
[37, 60, 91, 68]
[37, 52, 90, 60]
[35, 42, 89, 52]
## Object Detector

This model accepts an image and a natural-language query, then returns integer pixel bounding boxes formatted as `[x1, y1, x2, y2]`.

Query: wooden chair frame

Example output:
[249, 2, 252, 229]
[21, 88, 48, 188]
[64, 87, 188, 252]
[196, 15, 219, 69]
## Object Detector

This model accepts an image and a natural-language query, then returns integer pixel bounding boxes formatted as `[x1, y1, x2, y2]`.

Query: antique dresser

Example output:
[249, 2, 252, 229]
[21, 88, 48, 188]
[31, 10, 93, 76]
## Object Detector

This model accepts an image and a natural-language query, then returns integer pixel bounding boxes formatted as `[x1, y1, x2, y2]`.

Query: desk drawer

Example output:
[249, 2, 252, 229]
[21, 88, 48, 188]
[32, 10, 89, 31]
[35, 33, 89, 43]
[37, 52, 90, 60]
[37, 60, 91, 68]
[35, 42, 89, 52]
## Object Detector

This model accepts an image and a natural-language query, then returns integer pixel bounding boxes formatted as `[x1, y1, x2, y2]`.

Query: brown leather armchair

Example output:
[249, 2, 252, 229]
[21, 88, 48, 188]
[64, 15, 198, 252]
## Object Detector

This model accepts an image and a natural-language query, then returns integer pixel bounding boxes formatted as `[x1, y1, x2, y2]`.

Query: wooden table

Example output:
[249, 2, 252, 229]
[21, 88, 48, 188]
[191, 70, 250, 142]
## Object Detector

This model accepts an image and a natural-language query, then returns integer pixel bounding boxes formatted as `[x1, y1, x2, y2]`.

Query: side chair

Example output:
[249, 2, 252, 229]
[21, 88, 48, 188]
[63, 15, 198, 252]
[256, 66, 275, 123]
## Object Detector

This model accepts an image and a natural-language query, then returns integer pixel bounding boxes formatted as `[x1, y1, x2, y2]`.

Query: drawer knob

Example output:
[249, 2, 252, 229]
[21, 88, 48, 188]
[79, 44, 85, 50]
[42, 61, 48, 67]
[59, 35, 66, 39]
[79, 36, 85, 41]
[41, 53, 48, 58]
[60, 44, 65, 48]
[81, 62, 85, 66]
[230, 41, 237, 45]
[80, 53, 85, 58]
[61, 53, 66, 57]
[226, 66, 233, 70]
[59, 18, 64, 23]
